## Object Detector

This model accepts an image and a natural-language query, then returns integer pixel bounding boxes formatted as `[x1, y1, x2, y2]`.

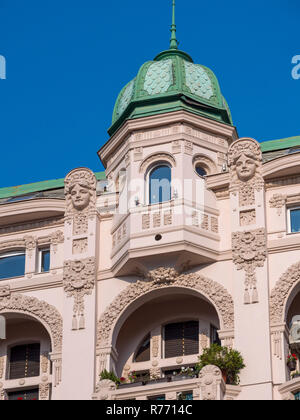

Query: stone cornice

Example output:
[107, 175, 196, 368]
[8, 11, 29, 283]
[98, 111, 238, 168]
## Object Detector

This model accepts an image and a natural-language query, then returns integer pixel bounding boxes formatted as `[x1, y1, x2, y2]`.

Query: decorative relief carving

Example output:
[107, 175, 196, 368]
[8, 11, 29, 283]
[211, 217, 219, 233]
[270, 261, 300, 324]
[232, 229, 267, 305]
[0, 293, 62, 352]
[0, 383, 6, 401]
[164, 211, 172, 226]
[150, 367, 161, 380]
[272, 331, 282, 360]
[193, 154, 217, 176]
[172, 140, 181, 154]
[0, 357, 4, 379]
[228, 138, 264, 207]
[94, 380, 116, 401]
[0, 286, 10, 298]
[184, 141, 193, 155]
[152, 336, 159, 358]
[153, 213, 161, 228]
[142, 214, 150, 230]
[63, 257, 96, 330]
[134, 147, 143, 162]
[73, 238, 88, 255]
[73, 214, 89, 236]
[240, 209, 256, 226]
[97, 271, 234, 349]
[41, 352, 49, 374]
[0, 217, 64, 235]
[50, 230, 64, 253]
[269, 194, 287, 215]
[24, 235, 37, 258]
[39, 383, 50, 401]
[199, 365, 222, 401]
[0, 239, 25, 252]
[201, 214, 209, 231]
[65, 167, 97, 223]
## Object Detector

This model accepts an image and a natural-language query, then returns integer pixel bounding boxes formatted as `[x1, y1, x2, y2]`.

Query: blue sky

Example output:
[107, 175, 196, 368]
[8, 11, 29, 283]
[0, 0, 299, 188]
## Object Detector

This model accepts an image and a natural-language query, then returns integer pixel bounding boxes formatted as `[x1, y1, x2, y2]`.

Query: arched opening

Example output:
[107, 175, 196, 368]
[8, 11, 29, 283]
[0, 313, 52, 400]
[114, 289, 220, 378]
[148, 164, 171, 205]
[195, 165, 207, 178]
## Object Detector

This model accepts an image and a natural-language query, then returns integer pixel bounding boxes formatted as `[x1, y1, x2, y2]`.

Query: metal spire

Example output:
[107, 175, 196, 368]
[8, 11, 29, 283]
[170, 0, 178, 50]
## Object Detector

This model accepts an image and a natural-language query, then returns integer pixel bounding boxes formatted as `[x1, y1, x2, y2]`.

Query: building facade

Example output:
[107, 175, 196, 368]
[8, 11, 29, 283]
[0, 12, 300, 401]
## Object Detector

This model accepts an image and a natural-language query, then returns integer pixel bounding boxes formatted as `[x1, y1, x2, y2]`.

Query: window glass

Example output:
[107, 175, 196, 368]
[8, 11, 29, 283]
[295, 391, 300, 400]
[148, 395, 165, 401]
[40, 249, 50, 273]
[134, 334, 151, 363]
[290, 209, 300, 233]
[177, 391, 193, 400]
[149, 165, 171, 204]
[0, 252, 25, 280]
[195, 165, 207, 177]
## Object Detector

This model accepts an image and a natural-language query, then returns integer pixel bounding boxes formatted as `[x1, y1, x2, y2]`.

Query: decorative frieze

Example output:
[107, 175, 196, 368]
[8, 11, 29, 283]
[50, 230, 64, 252]
[73, 238, 88, 255]
[200, 330, 209, 350]
[232, 229, 267, 305]
[142, 214, 150, 230]
[152, 336, 159, 358]
[24, 235, 37, 258]
[184, 141, 193, 155]
[41, 352, 49, 374]
[269, 194, 287, 215]
[0, 216, 64, 235]
[240, 209, 256, 226]
[63, 257, 96, 330]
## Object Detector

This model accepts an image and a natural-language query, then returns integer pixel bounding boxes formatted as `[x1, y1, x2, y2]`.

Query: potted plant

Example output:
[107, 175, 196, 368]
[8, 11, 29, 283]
[128, 371, 137, 383]
[287, 354, 298, 372]
[99, 369, 121, 385]
[196, 344, 245, 385]
[291, 371, 300, 379]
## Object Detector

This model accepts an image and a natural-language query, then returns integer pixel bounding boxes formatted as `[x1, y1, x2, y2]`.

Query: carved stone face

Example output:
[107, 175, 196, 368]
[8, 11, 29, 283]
[235, 153, 257, 182]
[70, 184, 90, 211]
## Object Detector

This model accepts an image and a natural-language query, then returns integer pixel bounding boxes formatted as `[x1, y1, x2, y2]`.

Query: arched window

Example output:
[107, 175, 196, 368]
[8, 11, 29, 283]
[9, 343, 40, 379]
[195, 165, 207, 177]
[164, 321, 199, 359]
[134, 334, 151, 363]
[149, 165, 171, 205]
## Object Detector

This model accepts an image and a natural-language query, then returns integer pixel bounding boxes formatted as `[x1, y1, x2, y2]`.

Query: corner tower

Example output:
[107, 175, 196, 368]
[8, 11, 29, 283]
[98, 1, 238, 277]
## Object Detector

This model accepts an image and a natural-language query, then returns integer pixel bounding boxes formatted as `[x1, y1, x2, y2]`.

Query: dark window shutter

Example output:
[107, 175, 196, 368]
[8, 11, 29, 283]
[135, 334, 151, 363]
[184, 321, 199, 356]
[165, 321, 199, 358]
[9, 344, 40, 379]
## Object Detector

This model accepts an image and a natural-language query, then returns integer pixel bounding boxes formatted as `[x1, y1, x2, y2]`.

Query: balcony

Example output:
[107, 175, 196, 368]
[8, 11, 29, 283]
[110, 198, 220, 276]
[93, 369, 241, 400]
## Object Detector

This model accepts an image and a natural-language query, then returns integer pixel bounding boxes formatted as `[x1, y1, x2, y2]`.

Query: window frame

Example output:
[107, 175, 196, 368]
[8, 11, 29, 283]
[287, 206, 300, 234]
[36, 247, 51, 274]
[146, 162, 172, 206]
[0, 250, 26, 280]
[163, 320, 200, 360]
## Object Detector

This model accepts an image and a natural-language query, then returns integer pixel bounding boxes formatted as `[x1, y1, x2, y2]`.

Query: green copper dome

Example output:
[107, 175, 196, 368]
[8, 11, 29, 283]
[109, 2, 232, 135]
[110, 49, 233, 136]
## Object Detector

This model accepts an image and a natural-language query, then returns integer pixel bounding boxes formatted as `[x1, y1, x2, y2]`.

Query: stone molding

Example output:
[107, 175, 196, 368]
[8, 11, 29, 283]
[232, 229, 267, 304]
[270, 261, 300, 324]
[0, 288, 63, 353]
[63, 257, 96, 330]
[139, 152, 176, 173]
[93, 379, 117, 400]
[97, 269, 234, 349]
[193, 154, 217, 175]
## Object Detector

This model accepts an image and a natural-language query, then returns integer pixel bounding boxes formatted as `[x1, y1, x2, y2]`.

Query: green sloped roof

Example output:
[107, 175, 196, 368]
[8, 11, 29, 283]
[261, 136, 300, 153]
[0, 171, 106, 200]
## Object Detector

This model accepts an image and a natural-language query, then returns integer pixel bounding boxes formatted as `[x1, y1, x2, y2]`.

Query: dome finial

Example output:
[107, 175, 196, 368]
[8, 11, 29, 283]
[170, 0, 178, 50]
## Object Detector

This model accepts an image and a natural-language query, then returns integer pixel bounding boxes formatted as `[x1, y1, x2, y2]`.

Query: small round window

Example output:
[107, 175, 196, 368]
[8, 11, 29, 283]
[195, 165, 207, 177]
